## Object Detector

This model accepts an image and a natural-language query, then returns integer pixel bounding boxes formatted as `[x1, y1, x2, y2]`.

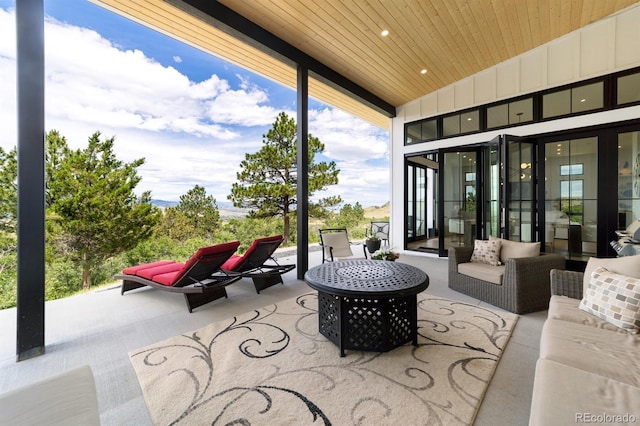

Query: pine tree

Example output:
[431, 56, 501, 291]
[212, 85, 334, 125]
[174, 185, 220, 241]
[46, 130, 160, 289]
[228, 112, 341, 245]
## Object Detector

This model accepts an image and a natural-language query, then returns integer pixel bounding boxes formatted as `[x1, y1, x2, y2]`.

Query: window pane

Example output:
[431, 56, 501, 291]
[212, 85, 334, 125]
[442, 115, 460, 137]
[406, 119, 437, 144]
[543, 89, 571, 118]
[509, 98, 533, 123]
[487, 104, 508, 128]
[618, 131, 640, 231]
[487, 98, 533, 129]
[460, 110, 479, 133]
[421, 119, 437, 140]
[405, 123, 422, 144]
[545, 137, 597, 260]
[618, 72, 640, 105]
[572, 82, 603, 113]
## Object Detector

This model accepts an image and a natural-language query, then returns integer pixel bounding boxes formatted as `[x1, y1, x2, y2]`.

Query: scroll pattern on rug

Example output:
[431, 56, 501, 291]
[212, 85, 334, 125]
[130, 293, 517, 425]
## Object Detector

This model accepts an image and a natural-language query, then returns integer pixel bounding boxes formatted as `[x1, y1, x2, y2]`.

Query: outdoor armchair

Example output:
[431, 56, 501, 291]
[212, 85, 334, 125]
[367, 221, 390, 246]
[221, 235, 295, 293]
[448, 242, 565, 314]
[319, 228, 367, 263]
[115, 241, 242, 312]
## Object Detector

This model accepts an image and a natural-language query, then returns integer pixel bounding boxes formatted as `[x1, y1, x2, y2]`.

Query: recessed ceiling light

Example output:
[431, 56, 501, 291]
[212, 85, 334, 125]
[381, 29, 389, 37]
[420, 69, 427, 74]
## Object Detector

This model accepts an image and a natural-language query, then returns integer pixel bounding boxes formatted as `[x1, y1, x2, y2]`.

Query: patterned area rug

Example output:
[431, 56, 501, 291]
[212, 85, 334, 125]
[130, 293, 518, 425]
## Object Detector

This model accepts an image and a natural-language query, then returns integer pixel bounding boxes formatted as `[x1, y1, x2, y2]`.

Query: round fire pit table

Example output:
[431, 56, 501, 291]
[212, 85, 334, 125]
[304, 260, 429, 357]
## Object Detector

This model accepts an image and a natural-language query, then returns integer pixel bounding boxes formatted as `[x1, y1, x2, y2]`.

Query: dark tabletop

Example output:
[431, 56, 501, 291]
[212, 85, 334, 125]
[304, 260, 429, 298]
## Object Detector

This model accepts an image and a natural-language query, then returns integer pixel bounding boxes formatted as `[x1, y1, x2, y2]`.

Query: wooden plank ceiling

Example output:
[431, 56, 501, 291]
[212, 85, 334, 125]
[93, 0, 640, 130]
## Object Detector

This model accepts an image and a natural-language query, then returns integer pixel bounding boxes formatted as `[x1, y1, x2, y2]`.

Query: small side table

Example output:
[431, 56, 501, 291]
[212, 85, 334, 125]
[304, 260, 429, 356]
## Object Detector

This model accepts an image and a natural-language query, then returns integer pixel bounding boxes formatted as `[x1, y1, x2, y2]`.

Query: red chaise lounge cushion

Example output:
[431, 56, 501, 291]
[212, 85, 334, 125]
[222, 235, 283, 271]
[122, 242, 241, 286]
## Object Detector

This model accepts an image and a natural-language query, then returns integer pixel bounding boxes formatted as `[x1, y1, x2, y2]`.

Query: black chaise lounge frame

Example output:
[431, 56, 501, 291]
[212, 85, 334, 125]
[221, 235, 295, 293]
[115, 241, 242, 312]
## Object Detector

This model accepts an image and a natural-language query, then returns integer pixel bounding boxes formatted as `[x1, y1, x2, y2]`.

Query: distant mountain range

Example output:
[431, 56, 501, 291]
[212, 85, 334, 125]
[152, 199, 238, 209]
[151, 200, 249, 219]
[151, 200, 390, 220]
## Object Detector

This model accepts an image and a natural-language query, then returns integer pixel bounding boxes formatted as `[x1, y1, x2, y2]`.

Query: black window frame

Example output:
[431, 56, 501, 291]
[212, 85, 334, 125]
[404, 66, 640, 146]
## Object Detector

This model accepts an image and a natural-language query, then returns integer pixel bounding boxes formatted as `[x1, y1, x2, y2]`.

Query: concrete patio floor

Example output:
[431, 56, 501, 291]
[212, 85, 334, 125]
[0, 249, 545, 425]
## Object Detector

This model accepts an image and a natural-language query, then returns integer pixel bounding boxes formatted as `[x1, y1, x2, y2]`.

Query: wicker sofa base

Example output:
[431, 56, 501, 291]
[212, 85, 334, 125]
[448, 246, 566, 314]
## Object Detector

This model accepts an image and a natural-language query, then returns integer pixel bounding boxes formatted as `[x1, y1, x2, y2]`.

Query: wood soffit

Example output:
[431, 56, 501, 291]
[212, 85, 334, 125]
[92, 0, 640, 130]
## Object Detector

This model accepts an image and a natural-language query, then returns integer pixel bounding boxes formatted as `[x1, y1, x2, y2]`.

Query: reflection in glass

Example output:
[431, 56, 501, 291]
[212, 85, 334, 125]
[444, 152, 477, 250]
[617, 131, 640, 231]
[544, 137, 597, 260]
[482, 145, 500, 238]
[460, 110, 479, 133]
[543, 89, 571, 118]
[487, 103, 508, 128]
[405, 119, 437, 144]
[572, 82, 603, 113]
[442, 115, 460, 137]
[510, 98, 533, 123]
[544, 82, 604, 118]
[507, 141, 534, 242]
[617, 72, 640, 105]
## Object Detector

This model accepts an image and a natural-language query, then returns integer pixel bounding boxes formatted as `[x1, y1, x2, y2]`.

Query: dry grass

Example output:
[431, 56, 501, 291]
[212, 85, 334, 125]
[364, 201, 389, 219]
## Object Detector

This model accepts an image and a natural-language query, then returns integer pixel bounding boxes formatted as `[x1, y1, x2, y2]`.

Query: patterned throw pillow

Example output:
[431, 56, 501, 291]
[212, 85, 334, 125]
[470, 239, 501, 266]
[579, 266, 640, 334]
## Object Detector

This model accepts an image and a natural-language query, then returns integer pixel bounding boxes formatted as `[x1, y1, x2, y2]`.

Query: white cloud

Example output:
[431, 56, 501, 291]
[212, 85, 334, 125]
[310, 108, 388, 161]
[307, 108, 390, 206]
[0, 7, 389, 206]
[173, 55, 182, 63]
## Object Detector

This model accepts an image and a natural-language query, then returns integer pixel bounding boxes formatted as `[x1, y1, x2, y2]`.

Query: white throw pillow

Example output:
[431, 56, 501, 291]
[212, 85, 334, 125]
[489, 236, 540, 264]
[579, 266, 640, 334]
[471, 239, 501, 266]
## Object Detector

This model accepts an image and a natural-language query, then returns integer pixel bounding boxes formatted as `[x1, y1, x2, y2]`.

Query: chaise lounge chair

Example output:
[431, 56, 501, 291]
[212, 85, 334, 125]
[221, 235, 295, 293]
[115, 241, 242, 312]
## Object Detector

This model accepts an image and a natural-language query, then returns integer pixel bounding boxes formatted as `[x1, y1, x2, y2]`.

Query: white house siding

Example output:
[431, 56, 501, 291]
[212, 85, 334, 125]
[390, 3, 640, 251]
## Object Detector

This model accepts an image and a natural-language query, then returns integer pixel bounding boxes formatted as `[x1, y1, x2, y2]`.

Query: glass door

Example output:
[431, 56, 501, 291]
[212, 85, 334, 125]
[543, 136, 598, 260]
[406, 154, 438, 252]
[502, 136, 536, 242]
[481, 139, 501, 239]
[442, 150, 478, 251]
[618, 131, 640, 231]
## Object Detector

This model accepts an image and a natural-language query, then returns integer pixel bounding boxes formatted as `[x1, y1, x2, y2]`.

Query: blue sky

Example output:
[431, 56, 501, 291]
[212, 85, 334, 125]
[0, 0, 390, 207]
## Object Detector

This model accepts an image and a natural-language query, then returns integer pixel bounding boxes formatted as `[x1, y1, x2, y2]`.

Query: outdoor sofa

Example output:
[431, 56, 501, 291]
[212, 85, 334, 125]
[529, 255, 640, 425]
